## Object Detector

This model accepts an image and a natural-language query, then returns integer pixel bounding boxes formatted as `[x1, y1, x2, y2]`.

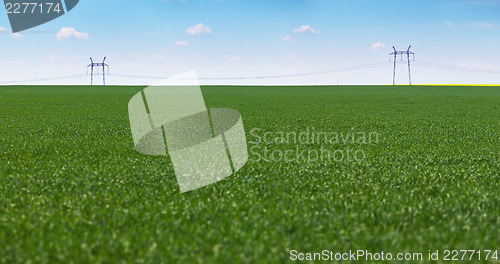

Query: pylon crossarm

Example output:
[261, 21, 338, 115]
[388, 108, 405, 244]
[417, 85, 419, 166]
[88, 57, 110, 85]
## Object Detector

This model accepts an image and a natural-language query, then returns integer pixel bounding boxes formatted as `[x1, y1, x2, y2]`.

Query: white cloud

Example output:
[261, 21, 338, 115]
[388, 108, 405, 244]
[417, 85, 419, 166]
[0, 27, 23, 38]
[56, 27, 89, 41]
[228, 56, 242, 62]
[47, 54, 62, 62]
[153, 54, 166, 60]
[371, 41, 385, 51]
[469, 21, 495, 29]
[174, 40, 189, 46]
[11, 32, 23, 39]
[444, 21, 454, 27]
[293, 25, 319, 34]
[186, 23, 212, 36]
[282, 35, 295, 42]
[284, 53, 297, 60]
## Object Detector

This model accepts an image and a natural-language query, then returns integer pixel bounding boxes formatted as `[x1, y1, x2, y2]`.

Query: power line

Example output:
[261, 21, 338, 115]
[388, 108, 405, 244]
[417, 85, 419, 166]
[1, 59, 499, 85]
[113, 61, 389, 81]
[413, 61, 500, 74]
[0, 74, 83, 84]
[0, 61, 388, 84]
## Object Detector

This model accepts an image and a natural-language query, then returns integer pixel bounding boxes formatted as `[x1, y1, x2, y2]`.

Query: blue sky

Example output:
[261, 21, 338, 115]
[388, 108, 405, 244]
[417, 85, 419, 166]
[1, 0, 500, 85]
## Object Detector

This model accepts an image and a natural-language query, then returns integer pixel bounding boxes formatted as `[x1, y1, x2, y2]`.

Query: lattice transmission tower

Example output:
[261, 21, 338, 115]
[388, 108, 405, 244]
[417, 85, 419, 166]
[390, 46, 415, 85]
[87, 57, 109, 85]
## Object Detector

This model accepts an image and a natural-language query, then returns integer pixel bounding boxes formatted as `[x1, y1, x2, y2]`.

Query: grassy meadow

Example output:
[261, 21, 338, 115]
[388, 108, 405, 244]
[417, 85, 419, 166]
[0, 85, 499, 263]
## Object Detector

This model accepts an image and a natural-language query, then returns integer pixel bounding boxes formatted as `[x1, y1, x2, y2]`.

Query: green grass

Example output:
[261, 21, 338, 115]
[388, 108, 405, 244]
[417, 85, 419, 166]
[0, 85, 499, 263]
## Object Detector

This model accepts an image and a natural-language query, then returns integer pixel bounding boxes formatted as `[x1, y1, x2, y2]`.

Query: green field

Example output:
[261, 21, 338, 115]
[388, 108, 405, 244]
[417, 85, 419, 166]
[0, 85, 499, 263]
